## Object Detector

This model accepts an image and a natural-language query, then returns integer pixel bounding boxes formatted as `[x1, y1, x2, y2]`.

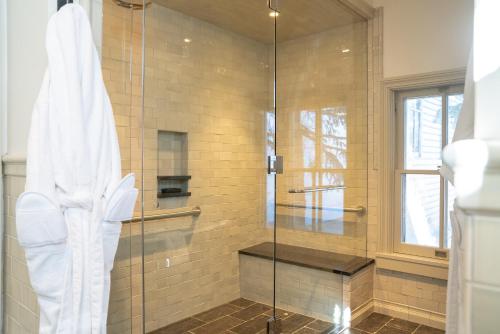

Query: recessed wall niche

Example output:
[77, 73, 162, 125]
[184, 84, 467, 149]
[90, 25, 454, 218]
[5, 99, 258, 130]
[157, 130, 190, 198]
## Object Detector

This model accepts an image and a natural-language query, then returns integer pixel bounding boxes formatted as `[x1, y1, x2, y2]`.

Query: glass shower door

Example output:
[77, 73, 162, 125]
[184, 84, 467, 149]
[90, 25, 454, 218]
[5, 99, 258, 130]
[140, 1, 276, 333]
[272, 1, 369, 331]
[101, 0, 144, 332]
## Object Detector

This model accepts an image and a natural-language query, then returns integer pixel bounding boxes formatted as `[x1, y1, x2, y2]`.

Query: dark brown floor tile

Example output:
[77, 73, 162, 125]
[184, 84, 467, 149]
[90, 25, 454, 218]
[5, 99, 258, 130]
[281, 314, 315, 333]
[306, 319, 337, 332]
[190, 316, 243, 334]
[193, 304, 241, 322]
[354, 313, 392, 333]
[152, 317, 205, 333]
[229, 298, 256, 308]
[264, 308, 294, 319]
[414, 325, 445, 334]
[293, 327, 318, 334]
[377, 326, 408, 334]
[386, 318, 419, 332]
[230, 314, 269, 334]
[232, 303, 272, 321]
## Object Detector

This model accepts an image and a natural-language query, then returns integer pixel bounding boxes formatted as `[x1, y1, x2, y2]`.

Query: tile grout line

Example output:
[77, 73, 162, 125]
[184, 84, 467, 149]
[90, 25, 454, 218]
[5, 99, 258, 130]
[410, 324, 422, 334]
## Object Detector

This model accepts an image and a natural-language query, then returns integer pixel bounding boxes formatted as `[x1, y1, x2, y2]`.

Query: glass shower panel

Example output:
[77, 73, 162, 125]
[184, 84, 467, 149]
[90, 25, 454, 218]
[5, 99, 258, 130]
[274, 1, 368, 330]
[142, 1, 274, 333]
[101, 0, 144, 332]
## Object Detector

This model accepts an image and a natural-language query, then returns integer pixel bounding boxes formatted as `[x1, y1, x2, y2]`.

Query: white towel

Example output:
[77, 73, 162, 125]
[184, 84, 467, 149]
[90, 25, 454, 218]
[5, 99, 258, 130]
[453, 51, 475, 142]
[446, 208, 466, 334]
[15, 4, 137, 333]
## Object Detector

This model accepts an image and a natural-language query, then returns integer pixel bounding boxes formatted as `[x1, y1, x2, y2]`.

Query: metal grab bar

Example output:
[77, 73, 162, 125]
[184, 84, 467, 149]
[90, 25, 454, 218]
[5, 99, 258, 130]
[125, 206, 201, 223]
[276, 203, 366, 216]
[288, 185, 345, 193]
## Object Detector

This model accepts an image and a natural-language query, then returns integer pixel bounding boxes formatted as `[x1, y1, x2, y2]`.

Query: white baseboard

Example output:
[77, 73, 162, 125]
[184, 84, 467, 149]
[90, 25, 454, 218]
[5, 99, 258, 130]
[351, 299, 375, 327]
[372, 298, 446, 330]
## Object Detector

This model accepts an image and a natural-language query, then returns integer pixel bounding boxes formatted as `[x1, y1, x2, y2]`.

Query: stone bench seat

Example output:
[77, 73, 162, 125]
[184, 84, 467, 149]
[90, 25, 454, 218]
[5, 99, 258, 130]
[239, 242, 374, 276]
[238, 242, 375, 327]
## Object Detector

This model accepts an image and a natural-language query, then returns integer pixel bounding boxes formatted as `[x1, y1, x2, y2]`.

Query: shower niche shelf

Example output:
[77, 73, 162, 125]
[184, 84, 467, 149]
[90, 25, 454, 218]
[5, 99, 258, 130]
[157, 175, 191, 181]
[157, 175, 191, 198]
[157, 130, 190, 200]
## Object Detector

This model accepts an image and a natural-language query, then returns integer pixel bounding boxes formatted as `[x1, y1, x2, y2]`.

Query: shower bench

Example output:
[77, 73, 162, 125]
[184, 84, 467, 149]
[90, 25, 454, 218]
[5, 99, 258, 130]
[238, 242, 375, 327]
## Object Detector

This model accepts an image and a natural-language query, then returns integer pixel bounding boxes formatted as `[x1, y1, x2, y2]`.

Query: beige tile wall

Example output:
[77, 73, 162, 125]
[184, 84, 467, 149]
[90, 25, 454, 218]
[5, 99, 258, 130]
[240, 254, 375, 326]
[103, 1, 270, 332]
[373, 269, 447, 328]
[2, 164, 39, 334]
[101, 0, 371, 330]
[271, 22, 369, 257]
[240, 254, 344, 324]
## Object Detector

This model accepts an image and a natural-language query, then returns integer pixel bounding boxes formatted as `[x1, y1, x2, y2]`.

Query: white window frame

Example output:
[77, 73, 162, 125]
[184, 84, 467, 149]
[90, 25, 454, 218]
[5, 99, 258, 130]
[376, 69, 466, 279]
[394, 85, 463, 259]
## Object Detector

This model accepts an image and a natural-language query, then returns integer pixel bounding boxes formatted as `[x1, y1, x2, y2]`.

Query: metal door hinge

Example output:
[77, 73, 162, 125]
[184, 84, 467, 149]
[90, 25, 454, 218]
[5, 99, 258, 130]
[268, 155, 283, 174]
[268, 0, 279, 11]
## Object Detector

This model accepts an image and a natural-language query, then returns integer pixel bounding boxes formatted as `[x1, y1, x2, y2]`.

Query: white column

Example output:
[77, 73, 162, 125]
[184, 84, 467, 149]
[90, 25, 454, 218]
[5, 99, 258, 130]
[473, 0, 500, 140]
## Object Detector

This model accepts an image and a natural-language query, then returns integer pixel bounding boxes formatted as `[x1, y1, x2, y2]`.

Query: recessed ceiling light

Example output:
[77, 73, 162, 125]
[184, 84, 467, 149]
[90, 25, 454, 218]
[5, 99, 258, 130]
[184, 38, 192, 43]
[269, 11, 279, 17]
[342, 48, 351, 53]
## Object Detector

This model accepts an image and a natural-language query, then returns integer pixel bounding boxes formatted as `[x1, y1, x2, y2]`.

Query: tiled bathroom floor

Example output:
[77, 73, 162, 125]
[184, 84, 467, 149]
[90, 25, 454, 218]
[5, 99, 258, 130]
[149, 299, 444, 334]
[346, 312, 445, 334]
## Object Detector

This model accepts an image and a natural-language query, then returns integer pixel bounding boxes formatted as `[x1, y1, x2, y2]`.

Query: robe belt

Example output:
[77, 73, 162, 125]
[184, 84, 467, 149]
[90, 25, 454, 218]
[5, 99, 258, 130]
[59, 191, 93, 211]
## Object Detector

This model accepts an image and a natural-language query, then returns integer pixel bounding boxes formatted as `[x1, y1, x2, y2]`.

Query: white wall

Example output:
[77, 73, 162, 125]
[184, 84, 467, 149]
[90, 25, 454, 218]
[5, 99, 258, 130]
[2, 0, 101, 158]
[5, 0, 51, 157]
[373, 0, 474, 78]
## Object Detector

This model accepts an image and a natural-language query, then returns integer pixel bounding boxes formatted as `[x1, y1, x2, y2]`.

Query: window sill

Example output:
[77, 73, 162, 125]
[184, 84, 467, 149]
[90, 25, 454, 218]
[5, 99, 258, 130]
[376, 252, 449, 280]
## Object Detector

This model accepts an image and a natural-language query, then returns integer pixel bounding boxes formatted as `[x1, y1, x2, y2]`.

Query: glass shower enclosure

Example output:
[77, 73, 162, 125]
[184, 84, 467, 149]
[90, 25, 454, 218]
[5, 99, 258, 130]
[102, 0, 369, 333]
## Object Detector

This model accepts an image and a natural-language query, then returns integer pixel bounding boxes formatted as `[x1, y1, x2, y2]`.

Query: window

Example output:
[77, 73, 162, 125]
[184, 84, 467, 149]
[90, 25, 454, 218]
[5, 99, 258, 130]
[395, 86, 464, 258]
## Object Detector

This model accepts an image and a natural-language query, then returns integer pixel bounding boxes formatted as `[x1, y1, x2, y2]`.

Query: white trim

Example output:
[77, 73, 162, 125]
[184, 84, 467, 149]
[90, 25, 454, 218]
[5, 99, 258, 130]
[0, 0, 6, 156]
[349, 297, 446, 330]
[373, 298, 446, 330]
[338, 0, 375, 19]
[350, 298, 374, 327]
[377, 69, 466, 269]
[1, 154, 27, 163]
[1, 156, 26, 177]
[0, 0, 7, 327]
[376, 253, 448, 280]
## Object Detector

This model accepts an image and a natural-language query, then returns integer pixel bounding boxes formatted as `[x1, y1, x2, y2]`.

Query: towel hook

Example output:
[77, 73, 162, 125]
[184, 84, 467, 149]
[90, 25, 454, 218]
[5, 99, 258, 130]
[57, 0, 73, 11]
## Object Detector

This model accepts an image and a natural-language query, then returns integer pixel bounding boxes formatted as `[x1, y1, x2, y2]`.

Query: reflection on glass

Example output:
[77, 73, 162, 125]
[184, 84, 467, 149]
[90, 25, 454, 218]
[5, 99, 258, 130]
[447, 94, 464, 144]
[321, 107, 347, 169]
[273, 107, 348, 234]
[267, 111, 276, 225]
[402, 174, 440, 247]
[446, 181, 457, 248]
[404, 96, 442, 170]
[300, 110, 316, 168]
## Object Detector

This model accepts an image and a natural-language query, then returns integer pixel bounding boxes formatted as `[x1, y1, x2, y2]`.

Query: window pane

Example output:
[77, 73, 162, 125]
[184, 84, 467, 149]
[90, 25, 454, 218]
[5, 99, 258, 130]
[402, 174, 440, 247]
[445, 181, 457, 248]
[404, 96, 442, 170]
[447, 94, 464, 144]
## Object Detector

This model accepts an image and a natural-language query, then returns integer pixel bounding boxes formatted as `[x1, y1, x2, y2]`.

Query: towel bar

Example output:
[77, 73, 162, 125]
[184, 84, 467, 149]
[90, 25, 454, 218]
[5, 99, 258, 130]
[288, 185, 346, 193]
[276, 203, 366, 215]
[124, 206, 201, 223]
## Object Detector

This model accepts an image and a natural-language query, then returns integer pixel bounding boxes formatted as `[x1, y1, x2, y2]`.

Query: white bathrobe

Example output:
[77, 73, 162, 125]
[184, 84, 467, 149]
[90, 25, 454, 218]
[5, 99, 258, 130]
[15, 4, 137, 333]
[442, 52, 475, 334]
